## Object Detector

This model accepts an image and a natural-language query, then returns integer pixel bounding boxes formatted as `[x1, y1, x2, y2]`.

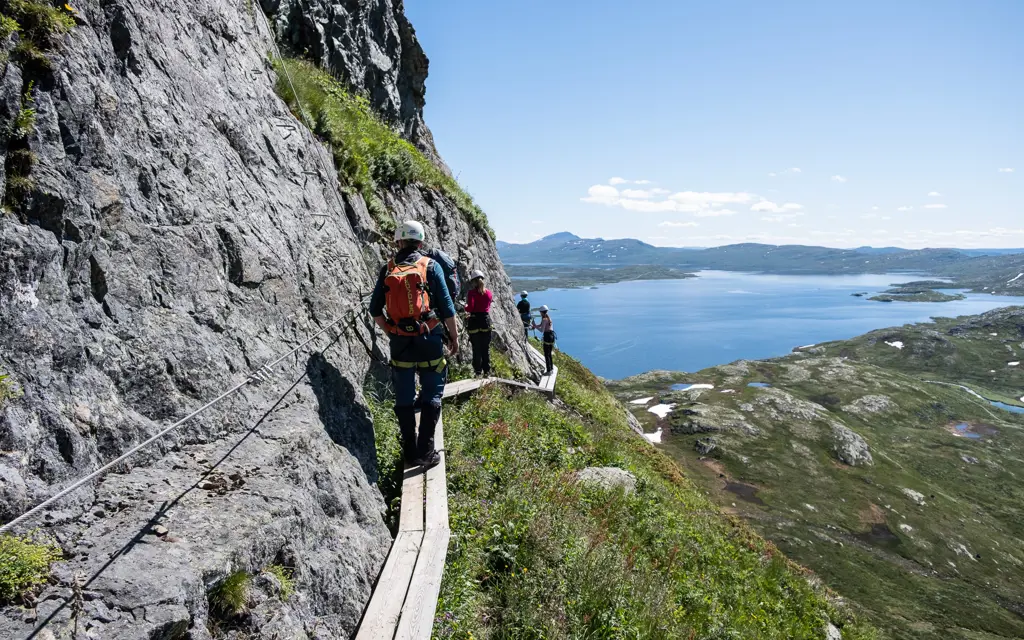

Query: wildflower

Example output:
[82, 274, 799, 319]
[64, 3, 77, 12]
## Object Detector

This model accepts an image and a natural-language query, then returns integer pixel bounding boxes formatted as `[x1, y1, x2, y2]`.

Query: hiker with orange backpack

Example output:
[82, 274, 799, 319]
[369, 220, 459, 469]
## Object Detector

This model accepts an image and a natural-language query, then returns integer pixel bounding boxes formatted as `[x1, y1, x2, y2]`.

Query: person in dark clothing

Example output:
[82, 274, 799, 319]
[369, 220, 459, 468]
[532, 305, 555, 374]
[516, 291, 531, 338]
[465, 270, 493, 376]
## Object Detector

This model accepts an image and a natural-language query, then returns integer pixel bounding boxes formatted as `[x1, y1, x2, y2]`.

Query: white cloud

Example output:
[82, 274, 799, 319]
[609, 177, 628, 185]
[762, 213, 804, 223]
[658, 221, 699, 228]
[668, 191, 755, 211]
[768, 167, 802, 177]
[871, 206, 879, 211]
[751, 200, 804, 213]
[831, 175, 848, 183]
[694, 208, 738, 217]
[897, 206, 914, 212]
[633, 179, 653, 185]
[621, 189, 654, 199]
[998, 168, 1015, 173]
[924, 203, 948, 209]
[582, 184, 620, 204]
[928, 191, 942, 197]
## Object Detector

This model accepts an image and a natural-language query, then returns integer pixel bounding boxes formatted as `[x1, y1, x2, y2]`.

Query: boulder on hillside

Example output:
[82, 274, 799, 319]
[830, 422, 873, 466]
[694, 437, 718, 456]
[841, 395, 897, 416]
[574, 467, 637, 494]
[669, 404, 760, 436]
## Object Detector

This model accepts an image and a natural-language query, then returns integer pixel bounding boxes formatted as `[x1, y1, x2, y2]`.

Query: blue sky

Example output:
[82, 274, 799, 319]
[406, 0, 1022, 249]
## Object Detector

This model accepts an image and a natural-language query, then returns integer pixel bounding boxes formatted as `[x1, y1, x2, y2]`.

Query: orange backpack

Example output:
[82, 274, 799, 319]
[384, 256, 439, 336]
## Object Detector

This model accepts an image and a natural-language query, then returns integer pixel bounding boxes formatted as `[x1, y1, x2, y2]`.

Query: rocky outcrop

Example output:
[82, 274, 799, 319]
[830, 423, 873, 467]
[0, 0, 533, 637]
[573, 467, 637, 494]
[269, 0, 449, 172]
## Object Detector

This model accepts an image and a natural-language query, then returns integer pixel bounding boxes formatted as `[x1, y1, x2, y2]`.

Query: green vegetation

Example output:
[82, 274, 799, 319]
[508, 264, 695, 292]
[0, 532, 62, 603]
[0, 372, 23, 407]
[868, 284, 965, 303]
[209, 570, 251, 618]
[435, 349, 870, 639]
[366, 384, 403, 531]
[449, 346, 522, 383]
[262, 565, 295, 601]
[271, 58, 494, 240]
[610, 306, 1024, 639]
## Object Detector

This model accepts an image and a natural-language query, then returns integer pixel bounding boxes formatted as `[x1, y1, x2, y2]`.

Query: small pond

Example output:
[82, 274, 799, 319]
[955, 423, 982, 439]
[747, 382, 771, 388]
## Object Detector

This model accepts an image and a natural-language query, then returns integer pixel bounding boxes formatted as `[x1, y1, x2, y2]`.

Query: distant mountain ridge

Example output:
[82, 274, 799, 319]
[498, 232, 1024, 278]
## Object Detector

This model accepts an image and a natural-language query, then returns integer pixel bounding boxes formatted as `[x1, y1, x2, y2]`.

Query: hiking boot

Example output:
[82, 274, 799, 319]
[415, 450, 442, 469]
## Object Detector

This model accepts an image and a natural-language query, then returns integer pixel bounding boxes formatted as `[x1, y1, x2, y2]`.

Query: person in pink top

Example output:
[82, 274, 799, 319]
[465, 270, 493, 376]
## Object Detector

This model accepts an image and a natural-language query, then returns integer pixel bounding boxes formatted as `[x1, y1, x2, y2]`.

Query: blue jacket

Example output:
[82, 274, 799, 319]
[368, 248, 456, 320]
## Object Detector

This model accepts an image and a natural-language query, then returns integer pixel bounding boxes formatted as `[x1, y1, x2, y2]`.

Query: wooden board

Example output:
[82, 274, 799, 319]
[353, 530, 423, 640]
[424, 418, 449, 530]
[394, 526, 452, 640]
[398, 466, 426, 533]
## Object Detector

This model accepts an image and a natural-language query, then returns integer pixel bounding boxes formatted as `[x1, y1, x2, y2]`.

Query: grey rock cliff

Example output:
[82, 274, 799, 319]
[0, 0, 531, 637]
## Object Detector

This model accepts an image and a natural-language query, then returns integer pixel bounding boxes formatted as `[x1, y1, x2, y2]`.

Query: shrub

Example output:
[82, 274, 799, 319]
[209, 570, 251, 617]
[262, 565, 295, 601]
[1, 0, 74, 46]
[0, 13, 17, 38]
[0, 532, 62, 603]
[271, 57, 494, 240]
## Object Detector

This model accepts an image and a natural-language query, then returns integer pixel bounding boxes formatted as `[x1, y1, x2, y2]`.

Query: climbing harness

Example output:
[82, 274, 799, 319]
[389, 357, 447, 373]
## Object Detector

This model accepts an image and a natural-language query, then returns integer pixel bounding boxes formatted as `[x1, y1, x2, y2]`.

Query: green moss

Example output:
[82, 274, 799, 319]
[0, 373, 22, 407]
[0, 532, 62, 603]
[434, 350, 873, 639]
[209, 570, 251, 618]
[271, 57, 494, 240]
[262, 565, 295, 601]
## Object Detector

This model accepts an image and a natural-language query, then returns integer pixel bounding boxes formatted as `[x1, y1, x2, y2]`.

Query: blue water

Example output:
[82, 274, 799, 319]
[990, 401, 1024, 414]
[671, 383, 697, 391]
[527, 271, 1024, 379]
[955, 423, 983, 439]
[748, 382, 772, 388]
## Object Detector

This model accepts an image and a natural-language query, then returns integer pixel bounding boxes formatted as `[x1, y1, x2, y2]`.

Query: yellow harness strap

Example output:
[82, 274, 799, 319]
[390, 357, 447, 372]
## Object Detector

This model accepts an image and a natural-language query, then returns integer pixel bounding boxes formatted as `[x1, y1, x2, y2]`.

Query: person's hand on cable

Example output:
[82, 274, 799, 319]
[444, 317, 460, 357]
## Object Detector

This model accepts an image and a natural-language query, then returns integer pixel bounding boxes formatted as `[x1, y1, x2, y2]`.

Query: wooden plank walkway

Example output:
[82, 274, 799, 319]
[355, 361, 558, 639]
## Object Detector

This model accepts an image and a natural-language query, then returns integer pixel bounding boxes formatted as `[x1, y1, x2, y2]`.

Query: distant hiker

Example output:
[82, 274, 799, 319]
[465, 270, 493, 377]
[532, 305, 556, 374]
[516, 291, 531, 338]
[370, 220, 459, 469]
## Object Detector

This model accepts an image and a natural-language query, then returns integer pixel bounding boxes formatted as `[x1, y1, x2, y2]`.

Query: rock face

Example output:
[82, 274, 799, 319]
[0, 0, 534, 637]
[830, 423, 873, 467]
[574, 467, 637, 494]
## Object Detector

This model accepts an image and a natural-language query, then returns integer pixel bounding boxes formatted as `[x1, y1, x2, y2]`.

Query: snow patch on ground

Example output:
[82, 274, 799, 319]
[899, 523, 914, 533]
[647, 404, 676, 418]
[885, 341, 904, 349]
[1008, 272, 1023, 284]
[643, 428, 663, 444]
[720, 389, 736, 394]
[803, 503, 817, 512]
[990, 333, 998, 336]
[629, 397, 654, 405]
[797, 344, 817, 349]
[1008, 362, 1020, 367]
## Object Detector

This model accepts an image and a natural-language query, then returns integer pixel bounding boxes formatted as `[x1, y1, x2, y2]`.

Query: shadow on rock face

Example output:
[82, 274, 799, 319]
[306, 353, 379, 484]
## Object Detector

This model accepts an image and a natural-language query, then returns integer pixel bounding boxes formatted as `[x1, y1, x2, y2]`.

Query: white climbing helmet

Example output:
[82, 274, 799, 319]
[469, 269, 485, 281]
[395, 220, 425, 243]
[520, 291, 528, 297]
[539, 305, 549, 312]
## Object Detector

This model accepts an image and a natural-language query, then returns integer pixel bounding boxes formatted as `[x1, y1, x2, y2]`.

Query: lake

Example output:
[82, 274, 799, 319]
[525, 271, 1024, 379]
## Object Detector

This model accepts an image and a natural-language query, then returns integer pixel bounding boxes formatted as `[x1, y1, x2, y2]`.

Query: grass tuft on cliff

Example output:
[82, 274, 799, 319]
[272, 57, 494, 240]
[0, 532, 62, 603]
[434, 349, 874, 639]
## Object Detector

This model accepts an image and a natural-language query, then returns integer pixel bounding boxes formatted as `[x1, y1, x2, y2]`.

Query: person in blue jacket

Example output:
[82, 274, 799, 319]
[369, 220, 459, 468]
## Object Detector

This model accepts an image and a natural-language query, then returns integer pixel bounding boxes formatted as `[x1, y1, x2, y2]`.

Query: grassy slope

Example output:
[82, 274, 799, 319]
[433, 350, 874, 639]
[609, 307, 1024, 640]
